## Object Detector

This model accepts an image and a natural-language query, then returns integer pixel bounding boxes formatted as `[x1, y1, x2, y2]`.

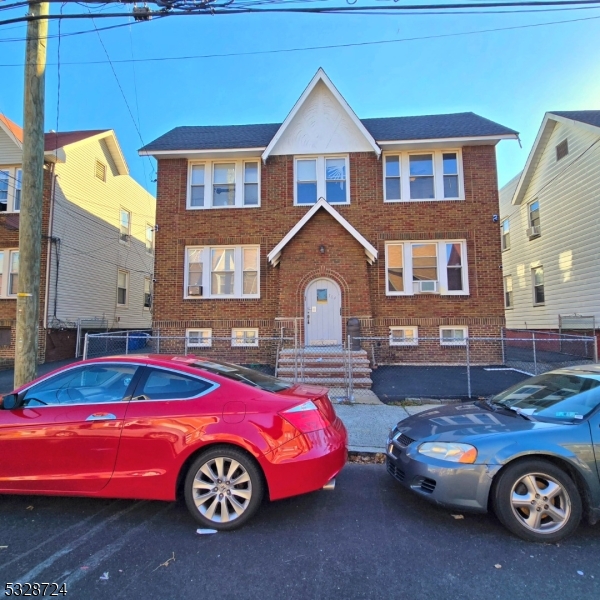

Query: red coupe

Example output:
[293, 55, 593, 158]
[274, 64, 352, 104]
[0, 355, 347, 529]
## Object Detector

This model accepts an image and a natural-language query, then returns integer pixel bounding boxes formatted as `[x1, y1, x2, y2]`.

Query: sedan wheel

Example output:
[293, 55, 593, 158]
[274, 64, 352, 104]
[184, 446, 264, 530]
[493, 459, 582, 543]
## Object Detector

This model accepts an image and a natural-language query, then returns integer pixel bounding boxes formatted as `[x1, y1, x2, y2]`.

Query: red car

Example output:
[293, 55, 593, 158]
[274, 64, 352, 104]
[0, 355, 347, 530]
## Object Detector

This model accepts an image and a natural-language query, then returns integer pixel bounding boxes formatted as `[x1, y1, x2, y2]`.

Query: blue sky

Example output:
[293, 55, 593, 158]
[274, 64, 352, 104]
[1, 3, 599, 193]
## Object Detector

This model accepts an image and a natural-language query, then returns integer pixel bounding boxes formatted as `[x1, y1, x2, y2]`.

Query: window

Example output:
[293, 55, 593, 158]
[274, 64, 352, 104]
[9, 250, 18, 296]
[117, 269, 129, 306]
[440, 327, 468, 346]
[294, 156, 349, 205]
[135, 368, 215, 401]
[385, 240, 469, 296]
[0, 167, 22, 212]
[532, 266, 545, 305]
[22, 364, 138, 407]
[187, 160, 261, 209]
[143, 278, 152, 309]
[504, 275, 513, 309]
[232, 328, 258, 347]
[528, 200, 541, 238]
[184, 245, 260, 299]
[95, 160, 107, 182]
[145, 224, 154, 254]
[556, 139, 569, 161]
[186, 328, 212, 348]
[0, 328, 10, 347]
[120, 209, 131, 244]
[389, 327, 418, 346]
[501, 219, 510, 251]
[383, 150, 463, 202]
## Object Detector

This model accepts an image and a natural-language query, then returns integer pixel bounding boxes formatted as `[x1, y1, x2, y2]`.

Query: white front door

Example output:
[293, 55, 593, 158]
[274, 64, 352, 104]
[304, 278, 342, 346]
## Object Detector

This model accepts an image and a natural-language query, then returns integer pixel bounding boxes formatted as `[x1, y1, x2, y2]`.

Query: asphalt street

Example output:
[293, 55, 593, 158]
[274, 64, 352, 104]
[1, 464, 599, 600]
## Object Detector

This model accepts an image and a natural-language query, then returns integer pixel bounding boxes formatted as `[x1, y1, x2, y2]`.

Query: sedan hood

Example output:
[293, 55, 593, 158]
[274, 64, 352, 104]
[396, 402, 561, 442]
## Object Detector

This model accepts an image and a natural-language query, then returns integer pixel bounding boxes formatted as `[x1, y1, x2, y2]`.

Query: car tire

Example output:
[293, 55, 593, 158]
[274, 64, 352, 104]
[492, 458, 582, 543]
[184, 445, 264, 531]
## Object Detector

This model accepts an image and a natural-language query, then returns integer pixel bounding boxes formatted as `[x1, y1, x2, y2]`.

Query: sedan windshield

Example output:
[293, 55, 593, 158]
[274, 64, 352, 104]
[191, 360, 292, 393]
[491, 372, 600, 420]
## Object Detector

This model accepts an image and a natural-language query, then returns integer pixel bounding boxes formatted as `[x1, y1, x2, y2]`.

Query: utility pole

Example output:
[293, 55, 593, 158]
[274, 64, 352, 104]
[14, 2, 49, 388]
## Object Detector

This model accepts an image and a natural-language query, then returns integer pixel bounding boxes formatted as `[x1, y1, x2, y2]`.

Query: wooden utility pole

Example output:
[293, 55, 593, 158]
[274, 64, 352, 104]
[14, 2, 49, 388]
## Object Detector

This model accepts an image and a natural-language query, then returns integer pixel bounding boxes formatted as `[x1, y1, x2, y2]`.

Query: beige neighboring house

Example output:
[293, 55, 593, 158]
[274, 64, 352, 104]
[0, 114, 156, 364]
[499, 111, 600, 346]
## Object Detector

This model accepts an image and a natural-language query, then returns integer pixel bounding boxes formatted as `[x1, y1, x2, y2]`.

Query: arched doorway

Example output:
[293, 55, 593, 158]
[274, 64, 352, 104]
[304, 278, 342, 345]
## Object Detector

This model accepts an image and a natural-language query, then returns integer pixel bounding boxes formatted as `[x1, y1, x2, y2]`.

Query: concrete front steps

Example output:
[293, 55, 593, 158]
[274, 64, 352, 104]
[276, 347, 373, 389]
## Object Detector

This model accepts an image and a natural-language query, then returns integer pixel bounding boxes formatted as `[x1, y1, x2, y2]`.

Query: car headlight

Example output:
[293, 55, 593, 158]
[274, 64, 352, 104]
[417, 442, 478, 464]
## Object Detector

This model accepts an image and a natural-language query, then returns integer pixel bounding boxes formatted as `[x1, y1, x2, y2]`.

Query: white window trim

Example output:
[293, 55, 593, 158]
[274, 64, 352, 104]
[120, 208, 131, 245]
[184, 245, 260, 300]
[383, 150, 464, 202]
[0, 249, 19, 298]
[145, 223, 154, 254]
[501, 218, 510, 251]
[231, 328, 259, 347]
[293, 155, 350, 206]
[143, 277, 152, 311]
[440, 326, 468, 346]
[187, 159, 261, 210]
[0, 167, 22, 213]
[389, 326, 419, 346]
[532, 266, 545, 306]
[504, 275, 513, 309]
[528, 199, 540, 228]
[186, 328, 212, 348]
[117, 269, 129, 308]
[384, 240, 469, 297]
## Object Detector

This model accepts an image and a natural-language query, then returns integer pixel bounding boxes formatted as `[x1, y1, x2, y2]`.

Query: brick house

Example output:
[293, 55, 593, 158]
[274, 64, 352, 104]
[141, 69, 517, 372]
[0, 115, 155, 366]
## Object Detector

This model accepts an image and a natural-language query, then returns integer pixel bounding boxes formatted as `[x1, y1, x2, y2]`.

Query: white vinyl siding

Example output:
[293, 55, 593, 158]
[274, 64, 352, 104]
[383, 150, 464, 202]
[499, 118, 600, 329]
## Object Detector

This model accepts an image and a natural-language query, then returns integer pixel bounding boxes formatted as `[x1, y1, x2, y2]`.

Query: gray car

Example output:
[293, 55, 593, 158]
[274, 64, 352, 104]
[386, 364, 600, 542]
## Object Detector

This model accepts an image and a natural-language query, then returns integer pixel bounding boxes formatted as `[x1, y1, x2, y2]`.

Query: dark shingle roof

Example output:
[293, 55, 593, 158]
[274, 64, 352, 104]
[44, 130, 108, 151]
[550, 111, 600, 129]
[141, 112, 517, 152]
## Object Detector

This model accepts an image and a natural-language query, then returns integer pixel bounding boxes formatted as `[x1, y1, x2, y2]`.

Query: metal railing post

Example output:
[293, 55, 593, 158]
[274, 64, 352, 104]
[594, 334, 599, 364]
[83, 332, 89, 361]
[532, 332, 537, 375]
[500, 327, 505, 365]
[125, 331, 129, 355]
[466, 336, 472, 399]
[157, 329, 160, 354]
[294, 318, 298, 383]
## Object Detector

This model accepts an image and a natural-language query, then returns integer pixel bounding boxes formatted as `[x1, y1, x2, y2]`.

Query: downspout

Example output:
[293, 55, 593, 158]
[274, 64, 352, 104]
[43, 162, 56, 329]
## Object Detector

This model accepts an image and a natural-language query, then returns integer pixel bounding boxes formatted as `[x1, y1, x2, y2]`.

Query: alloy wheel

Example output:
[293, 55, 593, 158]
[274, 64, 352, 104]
[192, 457, 253, 524]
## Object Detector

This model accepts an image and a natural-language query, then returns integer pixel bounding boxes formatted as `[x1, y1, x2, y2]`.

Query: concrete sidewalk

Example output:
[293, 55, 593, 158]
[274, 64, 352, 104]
[335, 403, 436, 453]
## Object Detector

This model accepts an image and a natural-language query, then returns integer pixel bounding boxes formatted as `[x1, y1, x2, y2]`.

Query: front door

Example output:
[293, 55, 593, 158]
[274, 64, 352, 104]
[304, 278, 342, 345]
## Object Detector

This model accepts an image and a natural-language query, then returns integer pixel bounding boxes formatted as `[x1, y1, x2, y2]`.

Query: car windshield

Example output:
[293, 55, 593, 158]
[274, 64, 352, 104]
[191, 360, 292, 393]
[491, 372, 600, 421]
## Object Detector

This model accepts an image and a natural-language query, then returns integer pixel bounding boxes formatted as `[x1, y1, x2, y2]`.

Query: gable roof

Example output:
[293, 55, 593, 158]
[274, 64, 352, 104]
[512, 110, 600, 205]
[267, 198, 377, 266]
[44, 130, 109, 152]
[0, 113, 23, 148]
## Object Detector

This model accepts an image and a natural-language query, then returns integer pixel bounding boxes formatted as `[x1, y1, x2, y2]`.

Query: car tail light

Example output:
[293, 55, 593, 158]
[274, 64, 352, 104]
[280, 400, 330, 433]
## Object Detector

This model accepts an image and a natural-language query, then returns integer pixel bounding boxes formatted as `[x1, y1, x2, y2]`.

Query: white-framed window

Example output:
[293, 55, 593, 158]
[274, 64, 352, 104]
[383, 150, 463, 202]
[184, 245, 260, 299]
[0, 167, 22, 213]
[117, 269, 129, 307]
[504, 275, 513, 309]
[232, 328, 258, 347]
[501, 218, 510, 251]
[385, 240, 469, 296]
[440, 327, 468, 346]
[389, 327, 418, 346]
[294, 155, 349, 205]
[143, 277, 152, 309]
[529, 200, 541, 228]
[0, 249, 19, 297]
[95, 160, 107, 182]
[187, 160, 260, 209]
[120, 209, 131, 244]
[145, 224, 154, 254]
[532, 266, 545, 306]
[186, 328, 212, 348]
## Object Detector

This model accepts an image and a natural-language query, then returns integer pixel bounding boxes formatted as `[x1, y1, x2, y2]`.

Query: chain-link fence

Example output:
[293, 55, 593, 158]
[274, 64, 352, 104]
[83, 329, 597, 404]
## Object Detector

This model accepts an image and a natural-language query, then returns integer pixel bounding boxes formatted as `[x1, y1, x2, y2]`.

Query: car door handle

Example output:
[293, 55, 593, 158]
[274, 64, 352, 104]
[86, 413, 117, 421]
[131, 395, 150, 401]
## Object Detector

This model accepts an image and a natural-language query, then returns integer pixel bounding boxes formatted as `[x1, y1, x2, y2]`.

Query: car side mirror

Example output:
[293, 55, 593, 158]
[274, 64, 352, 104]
[2, 393, 21, 410]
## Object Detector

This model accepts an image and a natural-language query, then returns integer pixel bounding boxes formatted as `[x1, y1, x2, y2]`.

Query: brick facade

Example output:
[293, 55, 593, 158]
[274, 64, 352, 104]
[152, 145, 505, 364]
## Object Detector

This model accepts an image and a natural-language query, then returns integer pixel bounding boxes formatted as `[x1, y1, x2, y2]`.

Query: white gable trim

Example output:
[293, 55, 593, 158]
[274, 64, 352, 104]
[512, 112, 600, 205]
[267, 198, 377, 266]
[0, 118, 22, 151]
[261, 68, 380, 163]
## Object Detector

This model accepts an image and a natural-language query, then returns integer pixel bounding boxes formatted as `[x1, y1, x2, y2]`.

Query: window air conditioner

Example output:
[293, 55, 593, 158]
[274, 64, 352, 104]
[418, 280, 437, 293]
[188, 285, 203, 296]
[120, 233, 130, 243]
[527, 226, 541, 239]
